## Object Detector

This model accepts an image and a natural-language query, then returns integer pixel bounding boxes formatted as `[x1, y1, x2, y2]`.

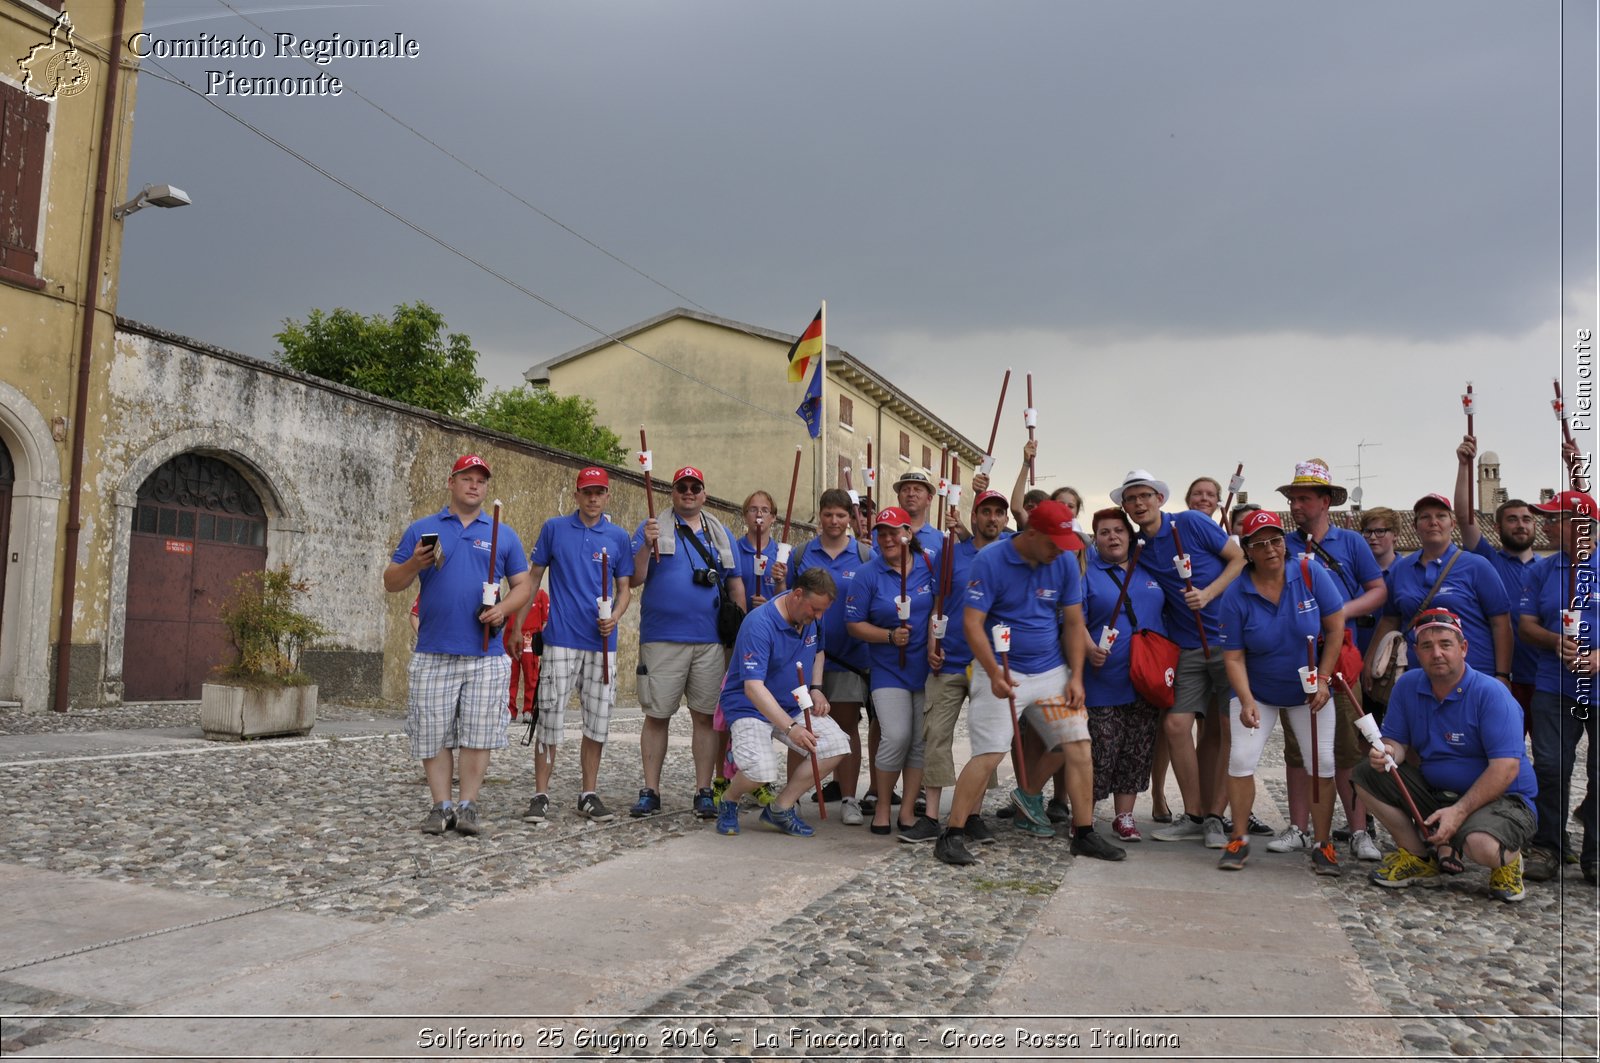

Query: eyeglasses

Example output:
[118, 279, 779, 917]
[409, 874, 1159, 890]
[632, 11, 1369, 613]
[674, 483, 704, 494]
[1361, 527, 1393, 536]
[1247, 535, 1286, 551]
[745, 506, 772, 515]
[1121, 490, 1158, 504]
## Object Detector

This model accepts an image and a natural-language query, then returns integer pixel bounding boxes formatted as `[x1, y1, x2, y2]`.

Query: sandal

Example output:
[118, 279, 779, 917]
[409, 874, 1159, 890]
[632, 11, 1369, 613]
[1436, 846, 1466, 875]
[1151, 803, 1174, 824]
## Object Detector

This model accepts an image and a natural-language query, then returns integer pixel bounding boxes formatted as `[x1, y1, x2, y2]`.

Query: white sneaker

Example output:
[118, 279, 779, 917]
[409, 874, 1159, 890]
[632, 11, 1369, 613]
[1267, 824, 1314, 853]
[840, 797, 864, 826]
[1151, 815, 1205, 842]
[1351, 829, 1382, 862]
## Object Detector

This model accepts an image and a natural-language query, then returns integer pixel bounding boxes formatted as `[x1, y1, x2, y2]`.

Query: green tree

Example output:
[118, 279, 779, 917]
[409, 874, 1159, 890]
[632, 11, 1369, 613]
[276, 301, 482, 417]
[473, 385, 626, 464]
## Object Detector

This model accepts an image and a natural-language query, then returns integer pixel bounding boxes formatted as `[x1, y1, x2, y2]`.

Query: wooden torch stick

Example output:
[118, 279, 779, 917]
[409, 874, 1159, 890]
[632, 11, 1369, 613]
[1463, 384, 1475, 518]
[1168, 518, 1211, 657]
[986, 370, 1011, 458]
[1218, 462, 1244, 526]
[797, 663, 826, 818]
[599, 549, 610, 685]
[639, 426, 658, 561]
[1306, 635, 1319, 803]
[781, 445, 802, 544]
[482, 499, 502, 651]
[1025, 373, 1036, 485]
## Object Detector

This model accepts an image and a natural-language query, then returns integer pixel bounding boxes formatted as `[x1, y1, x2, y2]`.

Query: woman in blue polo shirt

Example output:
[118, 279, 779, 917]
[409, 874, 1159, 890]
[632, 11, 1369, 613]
[1081, 507, 1168, 842]
[1216, 511, 1347, 874]
[846, 506, 938, 840]
[735, 490, 784, 607]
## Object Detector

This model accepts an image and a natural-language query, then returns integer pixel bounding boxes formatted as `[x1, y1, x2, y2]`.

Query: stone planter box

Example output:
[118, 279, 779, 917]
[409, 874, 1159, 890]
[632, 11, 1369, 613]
[200, 682, 317, 741]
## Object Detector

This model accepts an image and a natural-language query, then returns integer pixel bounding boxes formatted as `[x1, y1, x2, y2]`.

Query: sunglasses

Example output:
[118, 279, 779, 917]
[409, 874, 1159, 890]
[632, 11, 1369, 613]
[674, 482, 704, 494]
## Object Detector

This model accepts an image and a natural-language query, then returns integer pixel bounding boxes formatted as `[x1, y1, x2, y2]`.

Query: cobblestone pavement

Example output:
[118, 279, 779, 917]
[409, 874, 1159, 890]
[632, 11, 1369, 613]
[0, 702, 1594, 1060]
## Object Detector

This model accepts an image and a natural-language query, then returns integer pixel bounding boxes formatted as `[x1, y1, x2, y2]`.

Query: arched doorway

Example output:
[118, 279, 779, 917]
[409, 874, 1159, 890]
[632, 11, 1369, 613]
[122, 453, 268, 701]
[0, 438, 13, 657]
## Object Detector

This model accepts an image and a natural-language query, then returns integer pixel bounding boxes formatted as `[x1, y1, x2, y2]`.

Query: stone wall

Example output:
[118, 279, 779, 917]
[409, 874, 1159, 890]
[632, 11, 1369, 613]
[90, 321, 809, 707]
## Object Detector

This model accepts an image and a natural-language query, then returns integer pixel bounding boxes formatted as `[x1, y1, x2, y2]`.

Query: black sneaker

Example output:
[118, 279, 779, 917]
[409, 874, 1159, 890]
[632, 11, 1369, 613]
[629, 788, 662, 818]
[420, 803, 455, 835]
[692, 788, 717, 820]
[965, 814, 997, 846]
[1247, 813, 1276, 837]
[1046, 798, 1072, 824]
[996, 804, 1015, 819]
[810, 780, 843, 804]
[1311, 841, 1343, 877]
[1069, 830, 1127, 862]
[522, 794, 549, 823]
[1217, 837, 1249, 870]
[935, 831, 977, 866]
[453, 802, 480, 836]
[914, 795, 928, 817]
[898, 815, 942, 844]
[577, 793, 616, 822]
[860, 792, 878, 816]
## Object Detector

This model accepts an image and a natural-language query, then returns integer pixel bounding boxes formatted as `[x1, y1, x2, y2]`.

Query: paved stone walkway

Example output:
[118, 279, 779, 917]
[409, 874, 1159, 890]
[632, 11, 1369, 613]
[0, 701, 1594, 1060]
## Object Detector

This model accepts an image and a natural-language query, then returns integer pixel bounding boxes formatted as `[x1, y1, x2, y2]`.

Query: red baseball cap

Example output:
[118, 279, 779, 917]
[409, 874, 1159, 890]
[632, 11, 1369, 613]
[451, 454, 491, 478]
[1239, 509, 1285, 541]
[672, 466, 706, 486]
[576, 467, 609, 490]
[972, 490, 1010, 511]
[1534, 490, 1597, 517]
[1412, 492, 1453, 514]
[873, 506, 913, 529]
[1027, 499, 1084, 551]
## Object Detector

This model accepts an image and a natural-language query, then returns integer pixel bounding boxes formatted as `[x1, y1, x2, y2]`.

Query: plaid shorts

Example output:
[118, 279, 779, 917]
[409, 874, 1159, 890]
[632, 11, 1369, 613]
[535, 644, 615, 750]
[406, 652, 512, 758]
[729, 713, 852, 784]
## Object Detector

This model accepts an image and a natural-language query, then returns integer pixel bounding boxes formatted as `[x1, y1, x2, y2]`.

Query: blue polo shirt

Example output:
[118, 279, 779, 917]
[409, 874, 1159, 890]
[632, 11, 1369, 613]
[395, 507, 528, 657]
[630, 517, 737, 645]
[1382, 665, 1537, 813]
[792, 537, 872, 675]
[528, 511, 633, 652]
[1134, 509, 1233, 650]
[718, 593, 822, 725]
[1217, 557, 1344, 706]
[846, 555, 936, 691]
[1471, 539, 1539, 685]
[964, 537, 1082, 675]
[1384, 545, 1510, 675]
[909, 522, 946, 557]
[1082, 548, 1168, 707]
[1285, 526, 1382, 625]
[1355, 559, 1399, 658]
[1520, 551, 1600, 699]
[936, 535, 1009, 675]
[734, 535, 781, 603]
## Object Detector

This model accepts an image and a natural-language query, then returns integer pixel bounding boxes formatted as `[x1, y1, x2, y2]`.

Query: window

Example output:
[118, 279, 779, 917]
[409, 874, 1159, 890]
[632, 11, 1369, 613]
[0, 79, 50, 289]
[921, 445, 932, 470]
[898, 431, 911, 462]
[838, 394, 853, 429]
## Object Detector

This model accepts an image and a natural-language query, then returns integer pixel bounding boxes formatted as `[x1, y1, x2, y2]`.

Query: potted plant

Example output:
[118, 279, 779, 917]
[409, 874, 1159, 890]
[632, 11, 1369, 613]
[200, 565, 330, 741]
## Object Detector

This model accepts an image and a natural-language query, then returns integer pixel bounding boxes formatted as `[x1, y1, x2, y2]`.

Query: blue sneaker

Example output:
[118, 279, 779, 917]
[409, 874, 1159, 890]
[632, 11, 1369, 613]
[715, 800, 740, 836]
[693, 787, 717, 820]
[1013, 815, 1055, 837]
[760, 804, 815, 837]
[628, 788, 661, 818]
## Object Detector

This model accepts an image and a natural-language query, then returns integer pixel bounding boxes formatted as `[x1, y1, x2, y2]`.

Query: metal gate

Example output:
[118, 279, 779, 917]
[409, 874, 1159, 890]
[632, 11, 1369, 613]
[123, 454, 268, 701]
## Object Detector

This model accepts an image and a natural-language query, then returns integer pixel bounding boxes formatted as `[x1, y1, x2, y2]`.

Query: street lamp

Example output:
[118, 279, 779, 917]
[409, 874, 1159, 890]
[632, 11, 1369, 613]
[113, 183, 191, 220]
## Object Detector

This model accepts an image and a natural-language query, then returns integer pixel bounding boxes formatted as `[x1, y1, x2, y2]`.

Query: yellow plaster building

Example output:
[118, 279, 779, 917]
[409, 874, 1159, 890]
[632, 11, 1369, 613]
[526, 308, 984, 521]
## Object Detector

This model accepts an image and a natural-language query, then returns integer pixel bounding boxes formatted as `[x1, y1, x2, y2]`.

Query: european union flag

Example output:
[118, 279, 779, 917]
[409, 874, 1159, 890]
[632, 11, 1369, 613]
[796, 362, 822, 439]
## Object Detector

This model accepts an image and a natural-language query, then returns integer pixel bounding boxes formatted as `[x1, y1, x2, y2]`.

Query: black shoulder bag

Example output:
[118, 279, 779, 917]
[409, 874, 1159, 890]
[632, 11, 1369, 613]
[678, 517, 745, 646]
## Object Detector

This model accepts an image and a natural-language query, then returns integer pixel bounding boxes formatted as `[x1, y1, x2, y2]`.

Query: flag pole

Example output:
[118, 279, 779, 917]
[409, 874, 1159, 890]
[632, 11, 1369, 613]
[818, 299, 828, 513]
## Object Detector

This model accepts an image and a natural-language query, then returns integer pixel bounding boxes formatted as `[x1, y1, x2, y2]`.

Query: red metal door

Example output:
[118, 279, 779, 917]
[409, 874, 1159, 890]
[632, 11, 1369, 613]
[123, 455, 268, 701]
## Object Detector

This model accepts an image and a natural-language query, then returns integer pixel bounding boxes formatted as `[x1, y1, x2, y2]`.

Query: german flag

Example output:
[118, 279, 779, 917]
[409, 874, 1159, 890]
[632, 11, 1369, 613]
[786, 308, 823, 383]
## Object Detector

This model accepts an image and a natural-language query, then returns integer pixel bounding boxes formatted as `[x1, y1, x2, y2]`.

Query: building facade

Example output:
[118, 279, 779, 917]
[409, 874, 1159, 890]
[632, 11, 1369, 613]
[526, 308, 985, 520]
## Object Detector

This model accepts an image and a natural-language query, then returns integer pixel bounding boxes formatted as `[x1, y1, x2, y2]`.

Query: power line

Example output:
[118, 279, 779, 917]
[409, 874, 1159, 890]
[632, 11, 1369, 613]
[212, 0, 710, 313]
[135, 60, 797, 424]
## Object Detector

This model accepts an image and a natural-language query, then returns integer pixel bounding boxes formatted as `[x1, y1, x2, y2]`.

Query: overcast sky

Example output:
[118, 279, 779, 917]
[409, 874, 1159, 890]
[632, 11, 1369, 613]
[116, 0, 1598, 513]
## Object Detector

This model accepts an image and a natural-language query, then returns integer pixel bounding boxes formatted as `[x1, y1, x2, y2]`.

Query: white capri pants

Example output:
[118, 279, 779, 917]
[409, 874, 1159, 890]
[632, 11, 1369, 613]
[1228, 698, 1334, 779]
[871, 687, 926, 772]
[729, 713, 852, 784]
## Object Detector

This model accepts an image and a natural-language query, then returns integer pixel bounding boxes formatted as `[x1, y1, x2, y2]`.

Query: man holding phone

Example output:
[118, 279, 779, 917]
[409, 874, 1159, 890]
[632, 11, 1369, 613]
[386, 454, 531, 836]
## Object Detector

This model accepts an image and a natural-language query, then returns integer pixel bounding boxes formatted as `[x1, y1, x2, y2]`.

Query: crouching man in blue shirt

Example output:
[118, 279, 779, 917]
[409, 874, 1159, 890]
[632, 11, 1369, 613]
[1355, 609, 1537, 902]
[713, 568, 852, 838]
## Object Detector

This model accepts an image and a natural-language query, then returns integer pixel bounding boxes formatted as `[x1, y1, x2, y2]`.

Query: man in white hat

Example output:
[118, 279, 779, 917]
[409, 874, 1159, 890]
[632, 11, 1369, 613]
[894, 469, 948, 556]
[1113, 470, 1246, 848]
